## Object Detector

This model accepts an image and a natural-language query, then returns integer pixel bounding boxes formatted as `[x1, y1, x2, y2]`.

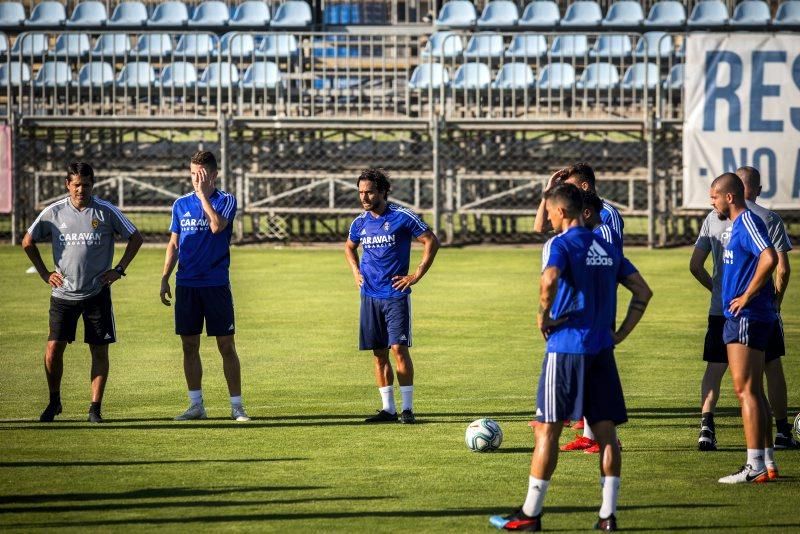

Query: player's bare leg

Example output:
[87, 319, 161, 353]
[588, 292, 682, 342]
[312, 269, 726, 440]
[174, 335, 207, 421]
[217, 335, 241, 397]
[40, 341, 67, 422]
[591, 420, 621, 530]
[532, 422, 563, 479]
[366, 349, 398, 422]
[87, 344, 109, 423]
[764, 359, 796, 449]
[391, 344, 415, 423]
[699, 362, 727, 450]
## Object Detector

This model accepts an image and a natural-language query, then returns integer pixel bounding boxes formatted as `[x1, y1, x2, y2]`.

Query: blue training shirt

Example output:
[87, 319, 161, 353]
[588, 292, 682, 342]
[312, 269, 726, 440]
[348, 203, 429, 299]
[170, 189, 237, 287]
[600, 200, 624, 240]
[722, 209, 777, 322]
[594, 223, 637, 280]
[542, 226, 620, 354]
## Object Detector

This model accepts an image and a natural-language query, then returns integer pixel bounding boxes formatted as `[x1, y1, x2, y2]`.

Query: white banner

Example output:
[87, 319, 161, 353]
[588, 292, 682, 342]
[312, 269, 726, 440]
[683, 33, 800, 209]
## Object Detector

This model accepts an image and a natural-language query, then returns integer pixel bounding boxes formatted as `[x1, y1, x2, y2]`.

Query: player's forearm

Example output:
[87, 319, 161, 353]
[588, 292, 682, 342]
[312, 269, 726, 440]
[22, 235, 50, 280]
[161, 243, 178, 280]
[412, 233, 440, 282]
[533, 198, 551, 234]
[616, 273, 653, 342]
[199, 196, 228, 234]
[774, 252, 790, 306]
[690, 267, 713, 292]
[538, 272, 558, 319]
[117, 231, 143, 271]
[741, 248, 777, 300]
[344, 245, 360, 275]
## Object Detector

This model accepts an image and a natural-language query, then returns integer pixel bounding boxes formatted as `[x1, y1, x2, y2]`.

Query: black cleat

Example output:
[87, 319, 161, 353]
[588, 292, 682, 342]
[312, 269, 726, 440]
[364, 410, 398, 423]
[87, 409, 104, 423]
[40, 403, 62, 422]
[774, 433, 800, 449]
[698, 426, 717, 451]
[489, 509, 542, 531]
[399, 409, 416, 424]
[595, 514, 617, 531]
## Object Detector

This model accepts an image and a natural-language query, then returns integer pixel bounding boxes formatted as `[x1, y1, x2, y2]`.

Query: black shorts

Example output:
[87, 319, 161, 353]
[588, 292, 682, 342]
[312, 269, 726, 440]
[175, 285, 235, 337]
[704, 314, 785, 363]
[49, 286, 116, 345]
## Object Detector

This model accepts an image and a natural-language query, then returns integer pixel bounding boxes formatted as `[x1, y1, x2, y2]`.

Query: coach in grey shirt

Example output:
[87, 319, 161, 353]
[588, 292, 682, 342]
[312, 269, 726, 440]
[22, 162, 143, 423]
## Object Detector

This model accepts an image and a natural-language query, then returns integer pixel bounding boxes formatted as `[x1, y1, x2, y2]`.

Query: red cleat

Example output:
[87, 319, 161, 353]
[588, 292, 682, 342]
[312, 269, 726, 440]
[561, 435, 596, 451]
[584, 438, 623, 454]
[768, 465, 779, 480]
[572, 419, 585, 430]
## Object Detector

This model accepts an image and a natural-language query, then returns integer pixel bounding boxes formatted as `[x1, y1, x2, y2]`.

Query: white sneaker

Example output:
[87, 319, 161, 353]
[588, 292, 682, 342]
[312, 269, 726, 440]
[231, 405, 251, 422]
[174, 403, 207, 421]
[718, 464, 769, 484]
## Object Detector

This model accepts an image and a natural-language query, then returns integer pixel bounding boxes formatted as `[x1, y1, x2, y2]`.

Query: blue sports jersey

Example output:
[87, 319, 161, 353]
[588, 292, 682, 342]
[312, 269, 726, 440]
[594, 223, 637, 280]
[348, 203, 429, 299]
[169, 190, 237, 287]
[542, 226, 620, 354]
[600, 201, 624, 240]
[722, 209, 777, 322]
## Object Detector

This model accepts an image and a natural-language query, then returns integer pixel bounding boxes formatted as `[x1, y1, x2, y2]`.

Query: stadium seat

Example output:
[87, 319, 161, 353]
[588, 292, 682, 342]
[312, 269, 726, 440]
[537, 62, 575, 90]
[505, 34, 548, 59]
[174, 34, 218, 58]
[560, 1, 602, 27]
[589, 34, 632, 58]
[313, 76, 363, 90]
[134, 34, 174, 58]
[687, 0, 728, 27]
[67, 1, 108, 27]
[217, 32, 256, 58]
[620, 62, 659, 89]
[257, 34, 299, 57]
[271, 1, 312, 27]
[602, 1, 643, 26]
[519, 1, 560, 28]
[477, 1, 519, 27]
[147, 1, 189, 26]
[0, 62, 31, 86]
[676, 40, 684, 57]
[75, 61, 115, 87]
[107, 1, 148, 26]
[633, 32, 673, 58]
[663, 62, 683, 90]
[463, 32, 505, 58]
[25, 1, 66, 26]
[0, 34, 7, 55]
[159, 61, 198, 88]
[229, 1, 271, 26]
[576, 62, 619, 89]
[420, 32, 463, 59]
[241, 61, 283, 89]
[491, 62, 535, 89]
[34, 61, 73, 87]
[91, 33, 132, 58]
[644, 0, 686, 26]
[50, 34, 92, 58]
[0, 2, 26, 26]
[774, 0, 800, 24]
[436, 0, 477, 28]
[188, 0, 230, 26]
[549, 34, 589, 58]
[10, 33, 48, 57]
[408, 63, 450, 90]
[730, 0, 770, 25]
[116, 61, 157, 88]
[197, 61, 240, 89]
[451, 62, 492, 90]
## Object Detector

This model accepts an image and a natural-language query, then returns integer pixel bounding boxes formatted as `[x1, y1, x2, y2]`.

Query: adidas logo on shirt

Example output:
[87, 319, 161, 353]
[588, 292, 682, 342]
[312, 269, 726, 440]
[360, 229, 367, 235]
[59, 222, 68, 229]
[183, 211, 192, 217]
[586, 240, 614, 266]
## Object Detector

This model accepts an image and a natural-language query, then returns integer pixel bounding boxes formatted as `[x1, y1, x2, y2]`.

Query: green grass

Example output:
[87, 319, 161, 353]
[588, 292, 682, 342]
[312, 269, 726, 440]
[0, 245, 799, 532]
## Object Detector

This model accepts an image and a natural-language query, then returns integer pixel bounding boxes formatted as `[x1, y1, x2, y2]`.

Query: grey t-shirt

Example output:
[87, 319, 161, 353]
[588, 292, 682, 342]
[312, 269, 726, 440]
[28, 196, 137, 300]
[745, 200, 793, 253]
[695, 212, 732, 316]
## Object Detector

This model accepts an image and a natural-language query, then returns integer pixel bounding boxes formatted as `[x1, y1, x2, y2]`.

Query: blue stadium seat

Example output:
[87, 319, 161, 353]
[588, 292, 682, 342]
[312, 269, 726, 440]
[463, 32, 505, 58]
[775, 0, 800, 24]
[519, 1, 560, 28]
[159, 61, 198, 88]
[730, 0, 770, 25]
[602, 1, 644, 26]
[134, 34, 173, 58]
[67, 1, 108, 27]
[91, 33, 132, 58]
[491, 62, 535, 89]
[328, 3, 364, 23]
[25, 1, 66, 26]
[537, 62, 575, 90]
[687, 0, 728, 26]
[34, 61, 73, 87]
[0, 34, 7, 55]
[421, 31, 463, 59]
[241, 61, 283, 89]
[107, 1, 148, 26]
[257, 34, 299, 57]
[147, 1, 189, 26]
[549, 34, 589, 58]
[313, 76, 362, 90]
[50, 34, 92, 58]
[116, 61, 157, 88]
[75, 61, 115, 87]
[620, 62, 659, 90]
[11, 33, 49, 57]
[188, 0, 230, 26]
[0, 2, 26, 26]
[452, 62, 492, 90]
[633, 31, 673, 58]
[560, 1, 602, 27]
[0, 62, 31, 86]
[174, 34, 218, 58]
[663, 63, 683, 90]
[576, 62, 619, 89]
[505, 34, 548, 59]
[271, 1, 312, 27]
[477, 1, 519, 27]
[217, 32, 256, 58]
[229, 1, 271, 26]
[436, 0, 477, 28]
[197, 61, 240, 88]
[589, 34, 632, 58]
[408, 63, 450, 90]
[644, 1, 686, 26]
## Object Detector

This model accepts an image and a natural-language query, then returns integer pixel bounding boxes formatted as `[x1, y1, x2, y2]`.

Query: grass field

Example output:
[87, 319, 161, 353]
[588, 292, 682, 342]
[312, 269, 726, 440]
[0, 244, 799, 532]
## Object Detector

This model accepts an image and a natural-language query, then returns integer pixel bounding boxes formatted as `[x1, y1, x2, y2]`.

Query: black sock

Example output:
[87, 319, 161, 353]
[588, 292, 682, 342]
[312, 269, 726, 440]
[776, 418, 791, 436]
[49, 391, 61, 405]
[701, 412, 715, 429]
[90, 401, 101, 413]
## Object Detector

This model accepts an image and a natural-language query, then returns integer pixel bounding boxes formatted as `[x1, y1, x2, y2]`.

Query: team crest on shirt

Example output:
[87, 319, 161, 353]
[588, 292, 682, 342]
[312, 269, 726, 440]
[383, 222, 390, 232]
[91, 218, 100, 229]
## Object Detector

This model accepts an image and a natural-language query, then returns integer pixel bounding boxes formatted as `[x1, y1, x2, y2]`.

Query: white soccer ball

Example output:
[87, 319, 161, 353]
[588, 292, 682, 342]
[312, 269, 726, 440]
[465, 418, 503, 452]
[793, 412, 800, 442]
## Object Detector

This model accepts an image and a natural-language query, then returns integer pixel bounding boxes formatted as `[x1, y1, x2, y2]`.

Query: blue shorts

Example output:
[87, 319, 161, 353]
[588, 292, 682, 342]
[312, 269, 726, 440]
[359, 294, 411, 350]
[723, 316, 776, 353]
[535, 347, 627, 426]
[175, 285, 235, 337]
[708, 315, 785, 362]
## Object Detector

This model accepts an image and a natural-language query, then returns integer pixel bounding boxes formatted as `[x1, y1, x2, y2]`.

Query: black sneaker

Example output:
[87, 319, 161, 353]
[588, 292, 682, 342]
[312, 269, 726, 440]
[595, 514, 617, 531]
[698, 426, 717, 451]
[774, 432, 800, 449]
[399, 409, 416, 424]
[87, 409, 104, 423]
[489, 509, 542, 531]
[39, 403, 62, 422]
[364, 410, 398, 423]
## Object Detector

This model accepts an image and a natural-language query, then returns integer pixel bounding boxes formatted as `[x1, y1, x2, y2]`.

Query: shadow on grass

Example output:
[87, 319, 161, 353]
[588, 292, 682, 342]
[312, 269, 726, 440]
[0, 458, 305, 468]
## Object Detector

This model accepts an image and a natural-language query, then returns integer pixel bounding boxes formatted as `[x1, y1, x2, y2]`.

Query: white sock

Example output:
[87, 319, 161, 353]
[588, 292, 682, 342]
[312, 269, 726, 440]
[747, 448, 766, 471]
[764, 447, 776, 467]
[583, 418, 595, 440]
[522, 476, 549, 517]
[599, 476, 620, 519]
[399, 385, 414, 411]
[379, 385, 396, 414]
[230, 395, 243, 407]
[188, 389, 203, 405]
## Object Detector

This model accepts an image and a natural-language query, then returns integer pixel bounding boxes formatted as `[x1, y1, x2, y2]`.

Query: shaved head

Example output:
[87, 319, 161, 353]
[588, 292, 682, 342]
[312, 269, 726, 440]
[736, 166, 760, 200]
[711, 172, 744, 197]
[709, 172, 745, 220]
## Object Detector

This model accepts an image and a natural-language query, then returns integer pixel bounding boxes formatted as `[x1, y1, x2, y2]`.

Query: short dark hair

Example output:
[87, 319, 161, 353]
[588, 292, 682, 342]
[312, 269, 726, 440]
[736, 166, 760, 190]
[191, 150, 218, 172]
[357, 168, 391, 196]
[581, 189, 603, 215]
[711, 172, 744, 197]
[544, 183, 583, 218]
[66, 161, 94, 183]
[563, 162, 596, 190]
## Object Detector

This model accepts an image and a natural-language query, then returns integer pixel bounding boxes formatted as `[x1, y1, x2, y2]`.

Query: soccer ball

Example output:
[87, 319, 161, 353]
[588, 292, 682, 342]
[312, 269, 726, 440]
[793, 412, 800, 441]
[465, 418, 503, 452]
